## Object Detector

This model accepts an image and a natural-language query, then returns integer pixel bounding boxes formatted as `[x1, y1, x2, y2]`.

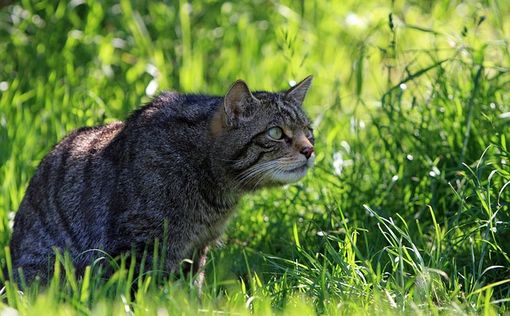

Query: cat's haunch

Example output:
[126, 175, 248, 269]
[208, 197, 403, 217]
[9, 76, 315, 285]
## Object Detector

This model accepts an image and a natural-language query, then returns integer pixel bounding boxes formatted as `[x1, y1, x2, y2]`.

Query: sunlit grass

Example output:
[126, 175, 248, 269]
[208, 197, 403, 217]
[1, 0, 510, 315]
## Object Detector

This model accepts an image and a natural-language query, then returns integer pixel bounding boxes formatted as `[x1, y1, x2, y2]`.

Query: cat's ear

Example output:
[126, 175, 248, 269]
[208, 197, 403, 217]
[223, 80, 259, 125]
[285, 75, 313, 106]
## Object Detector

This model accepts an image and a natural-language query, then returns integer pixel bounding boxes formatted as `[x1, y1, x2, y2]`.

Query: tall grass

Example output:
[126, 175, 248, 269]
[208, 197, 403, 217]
[0, 0, 509, 314]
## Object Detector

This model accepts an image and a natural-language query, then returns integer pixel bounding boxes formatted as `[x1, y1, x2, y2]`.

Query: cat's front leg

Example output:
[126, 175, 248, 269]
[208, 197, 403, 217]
[164, 242, 208, 294]
[192, 245, 209, 294]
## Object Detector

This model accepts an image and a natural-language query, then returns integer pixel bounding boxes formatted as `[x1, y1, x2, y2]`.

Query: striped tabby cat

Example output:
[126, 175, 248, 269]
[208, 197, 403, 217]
[9, 76, 315, 284]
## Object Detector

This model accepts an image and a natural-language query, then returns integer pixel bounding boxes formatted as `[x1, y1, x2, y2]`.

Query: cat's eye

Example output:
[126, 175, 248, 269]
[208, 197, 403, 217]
[267, 127, 284, 140]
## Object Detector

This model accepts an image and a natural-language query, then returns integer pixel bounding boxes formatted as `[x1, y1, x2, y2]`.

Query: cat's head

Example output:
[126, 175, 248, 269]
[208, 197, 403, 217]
[211, 76, 315, 190]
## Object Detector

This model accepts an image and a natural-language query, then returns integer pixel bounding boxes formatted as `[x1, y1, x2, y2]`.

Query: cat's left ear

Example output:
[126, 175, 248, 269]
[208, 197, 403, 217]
[285, 75, 313, 106]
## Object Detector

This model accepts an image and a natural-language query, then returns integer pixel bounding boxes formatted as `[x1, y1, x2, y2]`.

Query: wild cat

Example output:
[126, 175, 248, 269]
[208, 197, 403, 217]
[8, 76, 315, 285]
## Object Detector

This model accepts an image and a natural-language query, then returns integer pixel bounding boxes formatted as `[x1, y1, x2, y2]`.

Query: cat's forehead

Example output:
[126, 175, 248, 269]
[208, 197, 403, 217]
[253, 92, 310, 127]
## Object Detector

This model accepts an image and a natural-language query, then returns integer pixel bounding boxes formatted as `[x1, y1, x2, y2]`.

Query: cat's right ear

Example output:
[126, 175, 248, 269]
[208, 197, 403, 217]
[223, 80, 259, 126]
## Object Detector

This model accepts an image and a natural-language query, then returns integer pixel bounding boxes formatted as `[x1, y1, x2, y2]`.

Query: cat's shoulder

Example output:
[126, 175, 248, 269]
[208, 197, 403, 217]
[52, 122, 124, 153]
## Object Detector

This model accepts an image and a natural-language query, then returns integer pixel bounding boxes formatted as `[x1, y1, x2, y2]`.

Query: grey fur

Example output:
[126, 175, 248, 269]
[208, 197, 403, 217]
[9, 77, 315, 284]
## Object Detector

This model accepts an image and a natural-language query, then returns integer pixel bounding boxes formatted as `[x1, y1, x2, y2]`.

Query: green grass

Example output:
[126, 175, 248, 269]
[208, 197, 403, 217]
[1, 0, 510, 314]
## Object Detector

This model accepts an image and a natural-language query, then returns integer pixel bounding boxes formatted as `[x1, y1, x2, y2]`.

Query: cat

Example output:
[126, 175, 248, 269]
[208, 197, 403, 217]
[8, 76, 315, 286]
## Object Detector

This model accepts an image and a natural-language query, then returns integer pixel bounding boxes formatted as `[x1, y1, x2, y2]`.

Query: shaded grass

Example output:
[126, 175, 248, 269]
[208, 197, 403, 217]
[1, 0, 510, 314]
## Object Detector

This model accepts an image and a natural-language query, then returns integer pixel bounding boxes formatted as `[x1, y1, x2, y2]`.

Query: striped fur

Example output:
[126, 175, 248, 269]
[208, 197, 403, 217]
[9, 77, 315, 284]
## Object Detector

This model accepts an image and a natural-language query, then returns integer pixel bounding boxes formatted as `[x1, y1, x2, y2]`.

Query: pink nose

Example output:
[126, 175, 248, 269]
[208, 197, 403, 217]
[300, 146, 314, 159]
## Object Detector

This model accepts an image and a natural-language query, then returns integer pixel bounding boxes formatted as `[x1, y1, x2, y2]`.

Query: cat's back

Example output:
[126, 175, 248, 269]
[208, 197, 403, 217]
[10, 121, 125, 263]
[35, 121, 125, 179]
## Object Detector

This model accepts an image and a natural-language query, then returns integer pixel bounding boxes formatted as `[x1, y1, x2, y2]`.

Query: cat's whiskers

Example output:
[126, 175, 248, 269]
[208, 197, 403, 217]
[238, 160, 276, 178]
[234, 156, 309, 189]
[249, 162, 280, 189]
[235, 160, 277, 189]
[260, 156, 309, 183]
[237, 165, 272, 187]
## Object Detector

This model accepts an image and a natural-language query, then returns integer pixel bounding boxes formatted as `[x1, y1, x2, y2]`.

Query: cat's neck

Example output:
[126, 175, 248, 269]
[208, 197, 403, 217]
[199, 184, 239, 210]
[198, 156, 242, 210]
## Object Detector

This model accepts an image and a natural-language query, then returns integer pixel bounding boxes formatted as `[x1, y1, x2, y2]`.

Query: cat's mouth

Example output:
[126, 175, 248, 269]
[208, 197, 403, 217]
[237, 155, 315, 188]
[270, 164, 308, 184]
[270, 154, 315, 184]
[285, 164, 308, 173]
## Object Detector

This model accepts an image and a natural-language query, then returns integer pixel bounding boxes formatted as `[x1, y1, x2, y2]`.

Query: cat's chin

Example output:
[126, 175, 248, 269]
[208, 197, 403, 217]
[268, 154, 315, 185]
[270, 165, 309, 184]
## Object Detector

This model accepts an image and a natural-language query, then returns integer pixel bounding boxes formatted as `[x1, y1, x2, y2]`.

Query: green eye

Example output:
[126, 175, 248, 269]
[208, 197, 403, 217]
[267, 127, 284, 140]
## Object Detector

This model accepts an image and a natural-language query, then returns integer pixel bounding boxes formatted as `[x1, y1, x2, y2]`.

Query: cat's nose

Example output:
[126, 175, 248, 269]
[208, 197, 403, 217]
[300, 146, 314, 159]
